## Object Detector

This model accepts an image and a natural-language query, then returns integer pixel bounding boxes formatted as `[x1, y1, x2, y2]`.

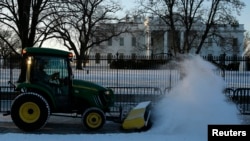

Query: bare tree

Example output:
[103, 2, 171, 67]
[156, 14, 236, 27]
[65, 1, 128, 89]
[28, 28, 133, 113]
[195, 0, 245, 54]
[0, 0, 58, 82]
[137, 0, 245, 56]
[136, 0, 181, 55]
[0, 28, 20, 58]
[50, 0, 128, 69]
[0, 28, 21, 69]
[0, 0, 56, 51]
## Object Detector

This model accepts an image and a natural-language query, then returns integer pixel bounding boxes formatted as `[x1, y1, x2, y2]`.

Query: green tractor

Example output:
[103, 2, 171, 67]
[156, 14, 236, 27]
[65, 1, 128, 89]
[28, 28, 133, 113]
[10, 47, 151, 132]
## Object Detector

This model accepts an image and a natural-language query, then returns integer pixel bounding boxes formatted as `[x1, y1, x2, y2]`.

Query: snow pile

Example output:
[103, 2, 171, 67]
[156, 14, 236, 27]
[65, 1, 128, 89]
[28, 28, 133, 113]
[149, 55, 240, 138]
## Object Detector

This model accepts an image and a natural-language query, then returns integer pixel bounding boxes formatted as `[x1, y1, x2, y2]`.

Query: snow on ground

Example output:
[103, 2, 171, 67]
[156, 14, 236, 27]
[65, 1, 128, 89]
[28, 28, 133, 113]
[0, 55, 242, 141]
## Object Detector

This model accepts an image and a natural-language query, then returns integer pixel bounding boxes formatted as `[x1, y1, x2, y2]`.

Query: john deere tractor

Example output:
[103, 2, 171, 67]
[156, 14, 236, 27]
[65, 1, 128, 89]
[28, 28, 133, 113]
[10, 47, 151, 132]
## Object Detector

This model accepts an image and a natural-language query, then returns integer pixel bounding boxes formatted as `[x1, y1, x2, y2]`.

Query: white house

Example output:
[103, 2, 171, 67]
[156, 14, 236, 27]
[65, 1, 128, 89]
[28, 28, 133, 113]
[89, 16, 245, 58]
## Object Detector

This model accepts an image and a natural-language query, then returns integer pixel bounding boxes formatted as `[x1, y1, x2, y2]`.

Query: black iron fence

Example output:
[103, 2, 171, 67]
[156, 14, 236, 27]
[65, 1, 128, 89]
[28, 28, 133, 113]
[0, 55, 250, 114]
[224, 88, 250, 115]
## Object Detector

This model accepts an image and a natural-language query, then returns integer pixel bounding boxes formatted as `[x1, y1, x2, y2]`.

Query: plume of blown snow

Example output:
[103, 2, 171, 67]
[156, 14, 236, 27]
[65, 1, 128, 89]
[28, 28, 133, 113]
[149, 55, 240, 138]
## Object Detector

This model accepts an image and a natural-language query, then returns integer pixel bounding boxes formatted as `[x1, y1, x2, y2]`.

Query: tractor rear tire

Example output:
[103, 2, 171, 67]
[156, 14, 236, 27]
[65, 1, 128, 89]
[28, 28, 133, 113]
[82, 107, 106, 130]
[11, 92, 50, 131]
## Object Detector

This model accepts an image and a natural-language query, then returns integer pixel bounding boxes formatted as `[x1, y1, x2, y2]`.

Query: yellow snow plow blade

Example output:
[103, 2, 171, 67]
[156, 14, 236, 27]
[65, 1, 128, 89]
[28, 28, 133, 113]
[122, 101, 151, 130]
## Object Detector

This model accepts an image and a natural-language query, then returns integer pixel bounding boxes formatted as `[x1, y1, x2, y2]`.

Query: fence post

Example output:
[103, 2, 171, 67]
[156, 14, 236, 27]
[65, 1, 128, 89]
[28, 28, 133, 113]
[116, 52, 119, 88]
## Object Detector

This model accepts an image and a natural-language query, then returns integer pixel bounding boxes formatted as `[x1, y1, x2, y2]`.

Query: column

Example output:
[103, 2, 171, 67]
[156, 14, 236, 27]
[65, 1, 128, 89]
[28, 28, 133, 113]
[164, 31, 168, 54]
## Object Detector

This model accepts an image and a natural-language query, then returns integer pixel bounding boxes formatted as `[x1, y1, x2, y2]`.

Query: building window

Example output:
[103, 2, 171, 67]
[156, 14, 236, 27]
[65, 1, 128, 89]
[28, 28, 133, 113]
[107, 53, 112, 64]
[120, 37, 124, 46]
[220, 38, 225, 47]
[108, 38, 112, 46]
[132, 37, 136, 46]
[232, 38, 238, 52]
[95, 53, 100, 64]
[96, 37, 100, 46]
[232, 38, 238, 47]
[151, 37, 154, 46]
[168, 30, 180, 50]
[208, 38, 212, 47]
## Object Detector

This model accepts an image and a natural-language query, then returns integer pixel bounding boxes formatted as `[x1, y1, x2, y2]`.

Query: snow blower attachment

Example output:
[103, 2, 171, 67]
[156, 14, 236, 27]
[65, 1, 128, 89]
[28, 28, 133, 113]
[122, 101, 152, 130]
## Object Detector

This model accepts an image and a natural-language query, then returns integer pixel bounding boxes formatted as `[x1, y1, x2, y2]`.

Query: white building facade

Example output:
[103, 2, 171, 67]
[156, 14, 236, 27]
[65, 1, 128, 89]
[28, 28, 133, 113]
[90, 17, 245, 58]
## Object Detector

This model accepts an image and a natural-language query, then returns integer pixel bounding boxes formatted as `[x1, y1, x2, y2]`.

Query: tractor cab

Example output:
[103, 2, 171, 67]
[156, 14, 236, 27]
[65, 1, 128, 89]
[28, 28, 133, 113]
[30, 55, 70, 92]
[18, 47, 73, 111]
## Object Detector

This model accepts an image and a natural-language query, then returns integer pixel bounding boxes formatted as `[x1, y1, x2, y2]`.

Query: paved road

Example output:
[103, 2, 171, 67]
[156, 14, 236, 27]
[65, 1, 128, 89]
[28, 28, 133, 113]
[0, 115, 127, 134]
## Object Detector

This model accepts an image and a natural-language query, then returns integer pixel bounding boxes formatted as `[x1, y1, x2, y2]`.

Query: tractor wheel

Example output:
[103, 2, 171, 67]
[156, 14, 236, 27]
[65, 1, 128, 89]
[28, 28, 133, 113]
[82, 107, 106, 130]
[11, 92, 50, 131]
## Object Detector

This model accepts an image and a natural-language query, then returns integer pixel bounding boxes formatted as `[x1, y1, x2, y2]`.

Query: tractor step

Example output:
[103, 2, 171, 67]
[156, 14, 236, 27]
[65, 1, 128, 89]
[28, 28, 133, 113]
[122, 101, 151, 130]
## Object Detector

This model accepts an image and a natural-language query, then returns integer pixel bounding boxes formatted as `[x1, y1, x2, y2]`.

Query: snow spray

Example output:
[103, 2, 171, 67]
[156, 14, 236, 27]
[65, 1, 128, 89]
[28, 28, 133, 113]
[149, 55, 240, 137]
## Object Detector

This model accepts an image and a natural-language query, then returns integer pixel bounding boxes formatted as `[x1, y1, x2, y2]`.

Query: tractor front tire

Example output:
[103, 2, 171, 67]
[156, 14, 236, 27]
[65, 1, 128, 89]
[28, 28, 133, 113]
[82, 107, 106, 130]
[11, 92, 50, 131]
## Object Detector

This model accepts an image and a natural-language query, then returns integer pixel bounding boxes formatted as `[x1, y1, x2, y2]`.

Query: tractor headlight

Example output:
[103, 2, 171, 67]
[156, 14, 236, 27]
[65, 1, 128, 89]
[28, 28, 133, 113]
[104, 90, 111, 95]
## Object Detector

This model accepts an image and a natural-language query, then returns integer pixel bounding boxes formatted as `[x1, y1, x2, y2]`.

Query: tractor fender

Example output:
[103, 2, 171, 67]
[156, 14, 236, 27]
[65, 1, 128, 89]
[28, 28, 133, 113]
[16, 83, 56, 110]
